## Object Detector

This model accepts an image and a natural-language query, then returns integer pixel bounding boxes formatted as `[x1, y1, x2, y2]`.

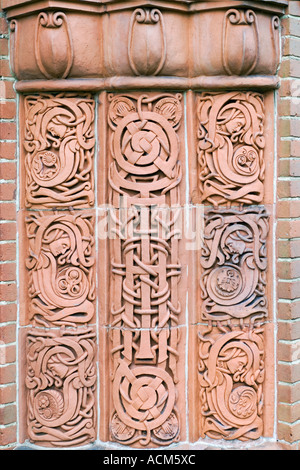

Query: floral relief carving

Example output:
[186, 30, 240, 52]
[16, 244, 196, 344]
[26, 211, 95, 327]
[222, 10, 259, 76]
[198, 323, 264, 441]
[128, 8, 166, 76]
[35, 12, 73, 79]
[24, 94, 95, 208]
[26, 327, 97, 447]
[107, 93, 183, 447]
[200, 206, 269, 323]
[196, 92, 265, 207]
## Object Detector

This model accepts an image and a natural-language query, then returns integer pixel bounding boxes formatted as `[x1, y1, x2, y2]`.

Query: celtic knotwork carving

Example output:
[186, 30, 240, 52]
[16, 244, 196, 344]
[26, 327, 97, 447]
[108, 93, 183, 447]
[108, 93, 182, 205]
[26, 211, 95, 327]
[198, 324, 264, 441]
[24, 94, 95, 208]
[200, 207, 269, 323]
[196, 92, 265, 207]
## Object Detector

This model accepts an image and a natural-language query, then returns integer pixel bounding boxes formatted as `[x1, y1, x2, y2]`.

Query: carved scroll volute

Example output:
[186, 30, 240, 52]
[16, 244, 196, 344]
[35, 12, 73, 79]
[128, 8, 166, 76]
[222, 9, 259, 76]
[9, 20, 19, 78]
[271, 16, 280, 74]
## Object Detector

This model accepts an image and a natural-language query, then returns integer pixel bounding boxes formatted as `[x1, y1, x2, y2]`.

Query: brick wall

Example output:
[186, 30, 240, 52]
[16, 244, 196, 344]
[0, 7, 17, 449]
[277, 0, 300, 450]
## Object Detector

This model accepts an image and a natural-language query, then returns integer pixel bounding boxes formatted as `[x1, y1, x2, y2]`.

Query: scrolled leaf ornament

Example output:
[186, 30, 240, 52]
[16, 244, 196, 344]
[128, 8, 166, 76]
[26, 211, 95, 327]
[200, 206, 269, 323]
[196, 92, 265, 207]
[35, 11, 73, 79]
[26, 327, 97, 447]
[24, 94, 95, 208]
[198, 324, 265, 441]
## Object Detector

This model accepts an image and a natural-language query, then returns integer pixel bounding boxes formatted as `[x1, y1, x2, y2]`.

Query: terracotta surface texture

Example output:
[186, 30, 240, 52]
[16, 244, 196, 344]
[106, 92, 185, 447]
[2, 0, 298, 451]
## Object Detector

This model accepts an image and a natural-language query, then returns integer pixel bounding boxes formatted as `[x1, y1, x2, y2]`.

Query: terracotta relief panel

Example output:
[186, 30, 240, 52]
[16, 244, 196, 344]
[200, 207, 269, 324]
[198, 323, 265, 441]
[25, 211, 96, 328]
[26, 326, 97, 447]
[106, 92, 185, 447]
[195, 91, 265, 207]
[23, 93, 95, 209]
[194, 89, 271, 443]
[22, 91, 97, 447]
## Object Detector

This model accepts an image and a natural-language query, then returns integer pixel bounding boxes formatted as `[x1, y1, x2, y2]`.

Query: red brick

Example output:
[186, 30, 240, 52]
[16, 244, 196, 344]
[0, 364, 16, 385]
[278, 361, 300, 383]
[0, 38, 8, 56]
[0, 183, 16, 201]
[0, 222, 16, 241]
[278, 339, 300, 362]
[0, 425, 16, 446]
[277, 220, 300, 238]
[278, 300, 300, 320]
[0, 142, 16, 160]
[0, 283, 17, 302]
[277, 200, 300, 218]
[4, 345, 16, 364]
[278, 319, 300, 341]
[0, 81, 16, 100]
[0, 204, 16, 221]
[278, 421, 300, 443]
[0, 102, 16, 120]
[0, 243, 16, 262]
[279, 118, 300, 138]
[282, 16, 300, 38]
[0, 262, 16, 282]
[0, 304, 17, 323]
[0, 122, 16, 141]
[283, 36, 300, 57]
[279, 139, 300, 158]
[0, 405, 16, 426]
[0, 325, 15, 345]
[0, 162, 16, 180]
[0, 17, 9, 35]
[278, 279, 300, 300]
[278, 159, 300, 177]
[0, 384, 16, 405]
[278, 259, 300, 279]
[0, 60, 13, 79]
[278, 402, 300, 423]
[278, 382, 300, 404]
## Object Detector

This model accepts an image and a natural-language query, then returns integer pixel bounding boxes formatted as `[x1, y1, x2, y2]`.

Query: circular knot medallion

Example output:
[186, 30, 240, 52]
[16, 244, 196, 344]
[113, 362, 176, 432]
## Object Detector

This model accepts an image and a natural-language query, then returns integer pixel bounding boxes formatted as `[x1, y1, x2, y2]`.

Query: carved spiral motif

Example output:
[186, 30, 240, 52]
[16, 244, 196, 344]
[32, 151, 60, 184]
[229, 386, 257, 420]
[113, 362, 176, 433]
[113, 110, 178, 178]
[34, 390, 64, 422]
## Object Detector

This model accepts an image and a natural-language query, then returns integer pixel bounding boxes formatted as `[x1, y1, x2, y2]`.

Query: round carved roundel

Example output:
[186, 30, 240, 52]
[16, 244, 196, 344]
[113, 362, 176, 433]
[112, 110, 179, 178]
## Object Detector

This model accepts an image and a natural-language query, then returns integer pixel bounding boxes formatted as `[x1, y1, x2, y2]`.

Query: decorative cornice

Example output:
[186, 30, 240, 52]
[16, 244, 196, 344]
[3, 0, 287, 90]
[2, 0, 288, 17]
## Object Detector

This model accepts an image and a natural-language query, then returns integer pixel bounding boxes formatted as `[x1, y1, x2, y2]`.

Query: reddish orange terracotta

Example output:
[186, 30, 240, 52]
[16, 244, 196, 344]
[1, 0, 288, 450]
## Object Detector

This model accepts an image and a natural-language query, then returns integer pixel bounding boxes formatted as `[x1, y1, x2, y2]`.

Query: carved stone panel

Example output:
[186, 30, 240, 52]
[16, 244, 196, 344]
[200, 207, 269, 324]
[26, 326, 97, 447]
[195, 91, 265, 207]
[198, 323, 265, 441]
[25, 211, 95, 327]
[106, 92, 185, 447]
[23, 94, 95, 209]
